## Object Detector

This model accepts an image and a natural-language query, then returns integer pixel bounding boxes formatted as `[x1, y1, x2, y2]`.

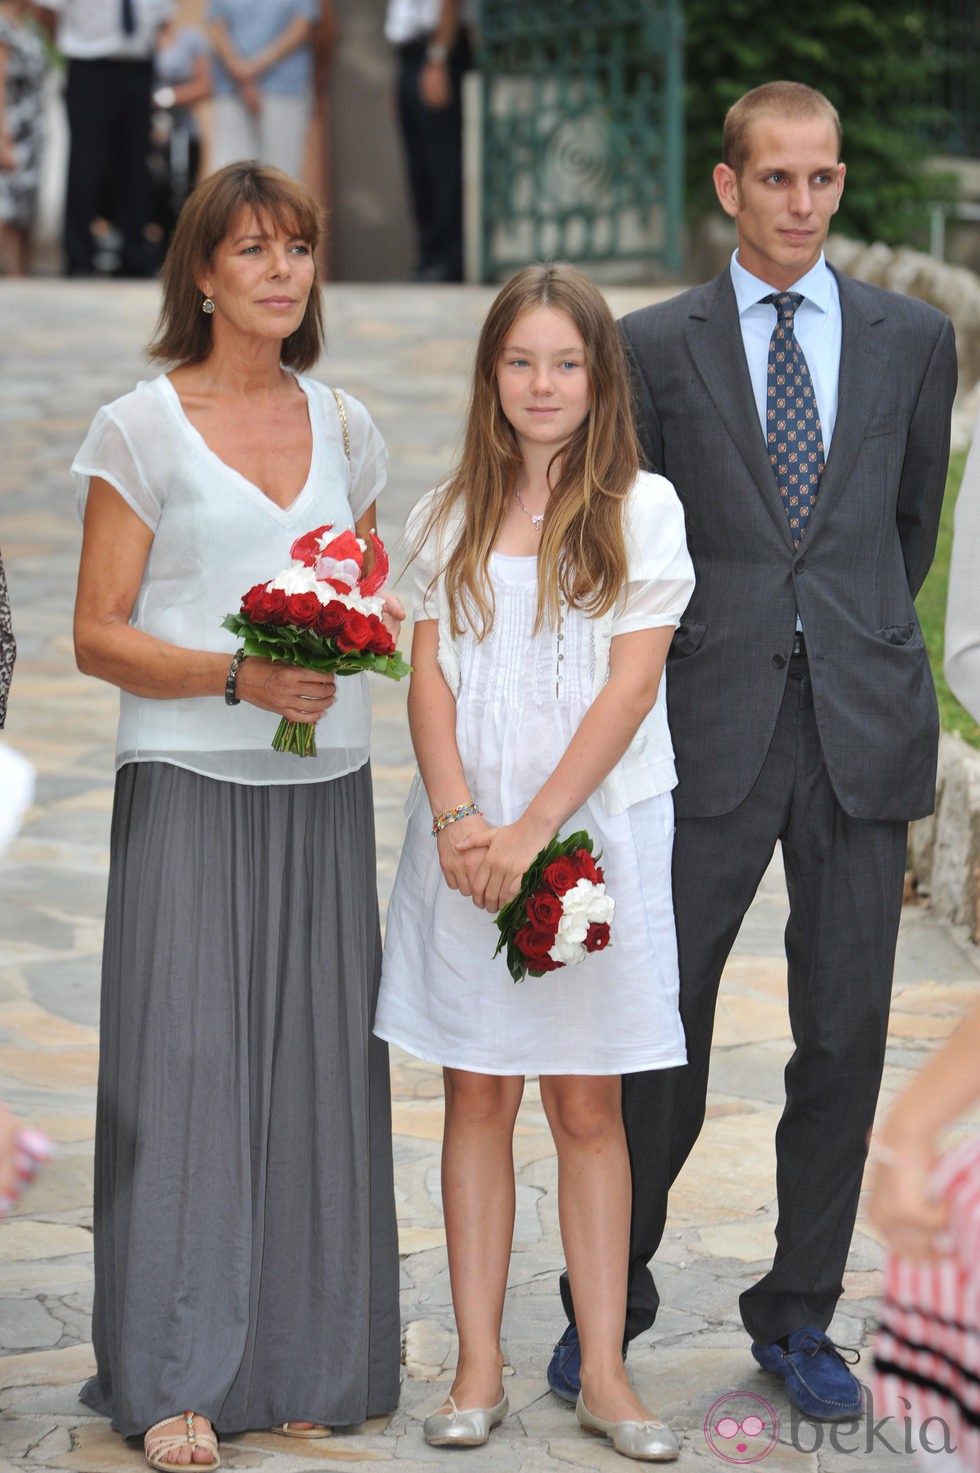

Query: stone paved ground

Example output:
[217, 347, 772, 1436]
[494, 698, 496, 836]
[1, 280, 979, 1473]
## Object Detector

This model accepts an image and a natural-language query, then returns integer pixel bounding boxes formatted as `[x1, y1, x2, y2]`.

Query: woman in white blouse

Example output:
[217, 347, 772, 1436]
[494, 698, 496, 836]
[72, 162, 402, 1472]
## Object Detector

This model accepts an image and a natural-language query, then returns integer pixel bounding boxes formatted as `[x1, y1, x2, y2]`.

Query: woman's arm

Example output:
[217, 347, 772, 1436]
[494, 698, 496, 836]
[460, 623, 675, 912]
[869, 997, 980, 1260]
[408, 618, 490, 895]
[74, 478, 334, 721]
[233, 13, 314, 83]
[944, 411, 980, 724]
[313, 0, 338, 94]
[157, 48, 212, 110]
[206, 17, 245, 78]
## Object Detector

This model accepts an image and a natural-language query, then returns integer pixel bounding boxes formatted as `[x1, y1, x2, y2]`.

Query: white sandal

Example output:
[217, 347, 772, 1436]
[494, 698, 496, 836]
[144, 1411, 220, 1471]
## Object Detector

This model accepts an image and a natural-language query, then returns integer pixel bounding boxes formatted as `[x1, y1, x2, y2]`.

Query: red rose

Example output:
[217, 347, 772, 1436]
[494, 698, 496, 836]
[241, 581, 270, 617]
[584, 922, 611, 953]
[286, 591, 322, 628]
[251, 587, 290, 624]
[527, 890, 562, 930]
[572, 848, 600, 883]
[365, 615, 395, 655]
[317, 600, 348, 638]
[337, 608, 371, 653]
[543, 856, 579, 896]
[514, 925, 562, 972]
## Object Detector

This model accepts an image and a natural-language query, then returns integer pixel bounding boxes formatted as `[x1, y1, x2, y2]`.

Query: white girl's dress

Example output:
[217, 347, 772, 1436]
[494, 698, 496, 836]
[375, 471, 696, 1076]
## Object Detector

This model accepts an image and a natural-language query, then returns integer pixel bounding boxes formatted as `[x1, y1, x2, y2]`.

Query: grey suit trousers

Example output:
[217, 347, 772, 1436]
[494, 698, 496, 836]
[561, 649, 907, 1344]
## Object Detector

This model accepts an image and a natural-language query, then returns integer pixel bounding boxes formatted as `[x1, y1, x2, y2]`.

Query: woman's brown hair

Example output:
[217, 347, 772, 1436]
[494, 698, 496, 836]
[148, 160, 325, 370]
[426, 262, 640, 638]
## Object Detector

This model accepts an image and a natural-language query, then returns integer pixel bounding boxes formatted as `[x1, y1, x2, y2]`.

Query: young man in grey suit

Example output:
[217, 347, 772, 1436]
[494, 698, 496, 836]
[548, 80, 958, 1423]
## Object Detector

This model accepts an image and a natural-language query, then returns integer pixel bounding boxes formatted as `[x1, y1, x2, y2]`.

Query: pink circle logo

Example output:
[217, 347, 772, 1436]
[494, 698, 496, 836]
[704, 1391, 779, 1463]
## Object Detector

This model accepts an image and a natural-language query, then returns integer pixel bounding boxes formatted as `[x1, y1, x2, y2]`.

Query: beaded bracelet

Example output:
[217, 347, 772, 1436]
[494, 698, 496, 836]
[224, 648, 245, 706]
[431, 801, 482, 837]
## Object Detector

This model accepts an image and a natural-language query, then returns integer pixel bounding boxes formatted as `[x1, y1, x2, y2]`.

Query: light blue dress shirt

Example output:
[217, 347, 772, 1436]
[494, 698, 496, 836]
[729, 250, 842, 456]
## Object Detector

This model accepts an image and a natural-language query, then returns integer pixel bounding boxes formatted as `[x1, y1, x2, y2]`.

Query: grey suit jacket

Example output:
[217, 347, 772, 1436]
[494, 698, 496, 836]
[621, 267, 958, 822]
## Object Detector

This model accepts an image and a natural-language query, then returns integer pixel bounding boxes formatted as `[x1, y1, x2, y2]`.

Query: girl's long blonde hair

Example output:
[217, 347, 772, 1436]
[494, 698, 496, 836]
[425, 263, 640, 638]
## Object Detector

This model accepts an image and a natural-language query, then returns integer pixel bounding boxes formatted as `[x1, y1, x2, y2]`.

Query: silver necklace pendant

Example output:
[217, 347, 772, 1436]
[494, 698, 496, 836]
[515, 487, 544, 530]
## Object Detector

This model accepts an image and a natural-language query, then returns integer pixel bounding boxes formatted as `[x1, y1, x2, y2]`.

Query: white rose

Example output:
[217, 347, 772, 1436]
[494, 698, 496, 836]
[561, 879, 613, 924]
[270, 563, 319, 596]
[550, 932, 586, 966]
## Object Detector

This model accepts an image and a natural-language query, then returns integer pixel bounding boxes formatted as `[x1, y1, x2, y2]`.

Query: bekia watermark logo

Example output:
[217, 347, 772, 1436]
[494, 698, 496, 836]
[704, 1387, 958, 1460]
[704, 1392, 780, 1463]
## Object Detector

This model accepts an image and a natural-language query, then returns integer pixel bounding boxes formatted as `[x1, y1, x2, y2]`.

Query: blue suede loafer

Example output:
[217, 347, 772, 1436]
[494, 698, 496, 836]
[547, 1323, 628, 1405]
[751, 1328, 864, 1421]
[547, 1323, 583, 1403]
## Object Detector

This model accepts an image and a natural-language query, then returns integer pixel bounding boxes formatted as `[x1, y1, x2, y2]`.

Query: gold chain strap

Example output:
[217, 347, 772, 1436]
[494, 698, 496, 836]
[331, 387, 351, 463]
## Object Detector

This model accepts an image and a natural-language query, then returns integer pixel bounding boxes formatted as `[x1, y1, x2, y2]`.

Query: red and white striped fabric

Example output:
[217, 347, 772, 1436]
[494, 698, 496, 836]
[872, 1136, 980, 1467]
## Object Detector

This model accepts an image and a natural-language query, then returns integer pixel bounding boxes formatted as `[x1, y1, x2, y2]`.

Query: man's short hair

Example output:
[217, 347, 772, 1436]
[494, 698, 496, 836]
[723, 81, 843, 176]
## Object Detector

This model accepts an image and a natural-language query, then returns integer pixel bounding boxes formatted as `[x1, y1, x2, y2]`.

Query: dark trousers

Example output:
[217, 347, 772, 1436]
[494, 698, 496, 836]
[64, 58, 154, 278]
[395, 31, 471, 281]
[560, 651, 908, 1344]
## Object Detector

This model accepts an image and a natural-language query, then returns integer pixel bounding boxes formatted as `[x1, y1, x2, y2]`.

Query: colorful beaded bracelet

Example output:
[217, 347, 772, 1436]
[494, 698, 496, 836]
[431, 801, 482, 836]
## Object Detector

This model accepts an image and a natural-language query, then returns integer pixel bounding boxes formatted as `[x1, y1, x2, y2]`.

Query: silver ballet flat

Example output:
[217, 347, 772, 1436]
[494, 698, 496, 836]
[423, 1391, 509, 1447]
[576, 1393, 679, 1461]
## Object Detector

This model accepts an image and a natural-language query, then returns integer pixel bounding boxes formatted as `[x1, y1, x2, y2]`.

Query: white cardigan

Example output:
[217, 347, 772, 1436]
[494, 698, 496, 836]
[406, 471, 695, 816]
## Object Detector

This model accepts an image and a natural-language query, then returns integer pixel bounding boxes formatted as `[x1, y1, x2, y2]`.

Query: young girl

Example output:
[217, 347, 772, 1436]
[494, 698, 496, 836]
[375, 263, 694, 1460]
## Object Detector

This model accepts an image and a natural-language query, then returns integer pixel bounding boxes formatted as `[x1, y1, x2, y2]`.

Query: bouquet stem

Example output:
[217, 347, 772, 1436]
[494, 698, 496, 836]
[272, 718, 318, 758]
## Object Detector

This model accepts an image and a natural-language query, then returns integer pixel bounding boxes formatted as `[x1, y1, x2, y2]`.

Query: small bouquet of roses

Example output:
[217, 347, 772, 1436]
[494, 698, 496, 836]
[493, 830, 614, 984]
[222, 523, 410, 757]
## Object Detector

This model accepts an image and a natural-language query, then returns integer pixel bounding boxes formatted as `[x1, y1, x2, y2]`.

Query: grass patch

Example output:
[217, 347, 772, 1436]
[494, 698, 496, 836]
[915, 449, 980, 748]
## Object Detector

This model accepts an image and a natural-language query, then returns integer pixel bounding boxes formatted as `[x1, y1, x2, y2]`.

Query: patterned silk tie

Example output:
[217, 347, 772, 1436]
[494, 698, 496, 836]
[763, 292, 825, 546]
[121, 0, 136, 36]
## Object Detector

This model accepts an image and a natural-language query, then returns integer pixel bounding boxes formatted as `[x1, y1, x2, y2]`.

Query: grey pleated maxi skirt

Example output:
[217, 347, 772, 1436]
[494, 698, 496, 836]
[80, 760, 401, 1436]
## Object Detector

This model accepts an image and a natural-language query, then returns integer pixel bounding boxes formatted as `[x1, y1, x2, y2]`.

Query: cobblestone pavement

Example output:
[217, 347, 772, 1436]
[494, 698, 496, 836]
[1, 280, 978, 1472]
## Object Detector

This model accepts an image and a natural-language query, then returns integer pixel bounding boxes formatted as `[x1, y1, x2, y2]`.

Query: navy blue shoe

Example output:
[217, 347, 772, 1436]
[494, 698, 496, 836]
[547, 1324, 628, 1405]
[751, 1328, 863, 1421]
[547, 1324, 582, 1403]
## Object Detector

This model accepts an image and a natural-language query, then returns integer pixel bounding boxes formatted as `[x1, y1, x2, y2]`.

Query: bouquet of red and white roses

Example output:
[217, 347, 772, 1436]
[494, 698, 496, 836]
[222, 523, 410, 757]
[493, 830, 614, 984]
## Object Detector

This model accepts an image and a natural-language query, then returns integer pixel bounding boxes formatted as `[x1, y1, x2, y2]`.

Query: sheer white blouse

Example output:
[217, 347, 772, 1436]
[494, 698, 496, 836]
[72, 373, 387, 785]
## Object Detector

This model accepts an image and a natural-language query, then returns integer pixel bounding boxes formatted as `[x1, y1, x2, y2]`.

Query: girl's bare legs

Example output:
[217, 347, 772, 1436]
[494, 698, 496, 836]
[540, 1074, 659, 1423]
[438, 1068, 525, 1410]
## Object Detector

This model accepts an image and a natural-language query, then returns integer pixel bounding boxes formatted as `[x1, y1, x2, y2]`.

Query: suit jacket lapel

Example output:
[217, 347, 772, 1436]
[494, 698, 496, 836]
[802, 269, 889, 542]
[684, 272, 795, 547]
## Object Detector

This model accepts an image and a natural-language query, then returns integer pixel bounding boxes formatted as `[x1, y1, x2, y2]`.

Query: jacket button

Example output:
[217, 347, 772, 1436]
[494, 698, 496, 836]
[794, 557, 806, 572]
[772, 653, 786, 669]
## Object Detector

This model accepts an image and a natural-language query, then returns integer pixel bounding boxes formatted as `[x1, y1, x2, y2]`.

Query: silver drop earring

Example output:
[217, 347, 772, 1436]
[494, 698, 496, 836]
[202, 297, 215, 315]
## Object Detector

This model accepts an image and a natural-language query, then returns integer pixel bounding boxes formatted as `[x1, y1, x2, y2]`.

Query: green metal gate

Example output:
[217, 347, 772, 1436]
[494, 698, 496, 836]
[474, 0, 684, 281]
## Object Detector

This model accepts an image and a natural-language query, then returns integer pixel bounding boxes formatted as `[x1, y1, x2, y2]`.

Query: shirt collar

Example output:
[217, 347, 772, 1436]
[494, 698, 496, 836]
[729, 250, 833, 317]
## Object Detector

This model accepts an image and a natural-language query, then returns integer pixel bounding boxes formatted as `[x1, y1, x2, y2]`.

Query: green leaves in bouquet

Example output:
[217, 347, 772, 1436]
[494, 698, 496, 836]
[221, 612, 412, 682]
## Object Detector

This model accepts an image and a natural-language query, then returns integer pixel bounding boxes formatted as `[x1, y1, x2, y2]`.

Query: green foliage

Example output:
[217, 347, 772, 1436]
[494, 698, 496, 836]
[683, 0, 956, 247]
[916, 451, 980, 749]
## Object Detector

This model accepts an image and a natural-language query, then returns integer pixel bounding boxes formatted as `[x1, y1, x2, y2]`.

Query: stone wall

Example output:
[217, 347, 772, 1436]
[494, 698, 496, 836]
[909, 733, 980, 944]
